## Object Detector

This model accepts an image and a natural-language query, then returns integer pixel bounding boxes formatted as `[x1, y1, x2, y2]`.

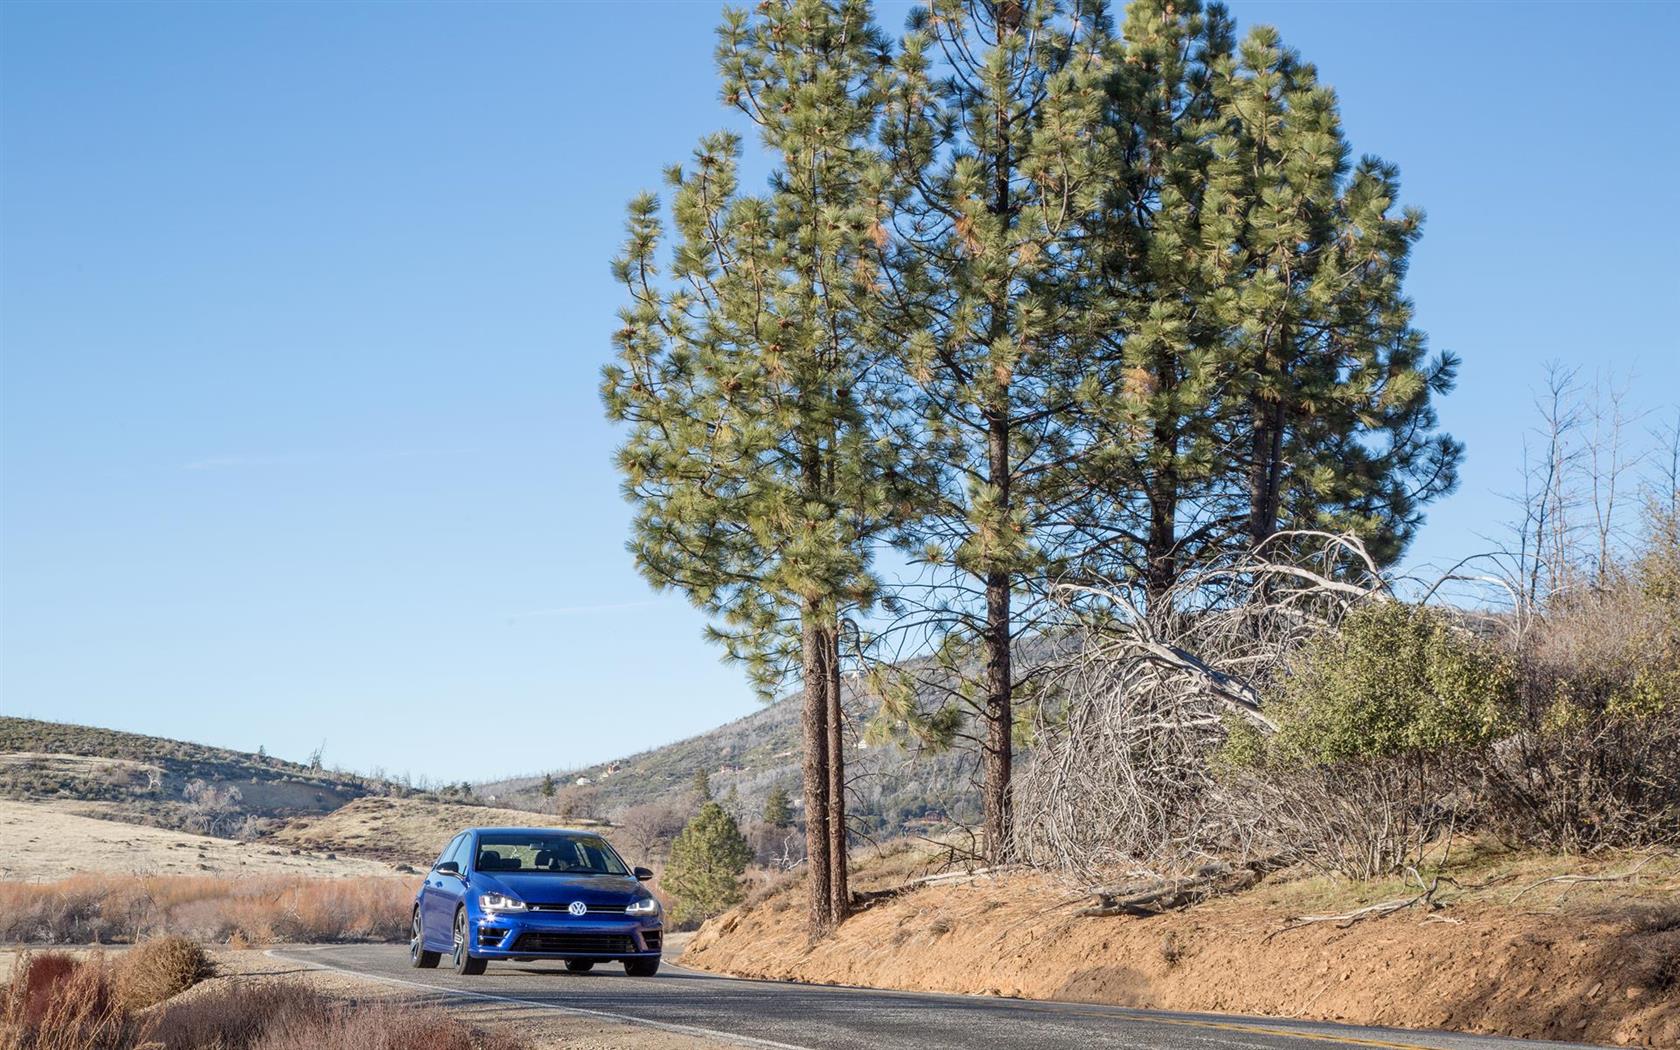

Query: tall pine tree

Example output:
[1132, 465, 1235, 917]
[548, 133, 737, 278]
[1063, 0, 1236, 606]
[874, 0, 1112, 862]
[604, 0, 898, 932]
[1068, 1, 1460, 600]
[1202, 22, 1461, 561]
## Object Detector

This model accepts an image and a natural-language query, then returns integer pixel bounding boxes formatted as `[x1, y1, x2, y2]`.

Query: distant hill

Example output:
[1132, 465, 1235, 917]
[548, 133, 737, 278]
[0, 716, 499, 838]
[0, 716, 364, 813]
[479, 683, 985, 841]
[271, 796, 604, 866]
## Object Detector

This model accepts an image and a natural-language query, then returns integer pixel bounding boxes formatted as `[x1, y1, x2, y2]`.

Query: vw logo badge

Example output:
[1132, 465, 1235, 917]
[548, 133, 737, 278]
[568, 901, 587, 917]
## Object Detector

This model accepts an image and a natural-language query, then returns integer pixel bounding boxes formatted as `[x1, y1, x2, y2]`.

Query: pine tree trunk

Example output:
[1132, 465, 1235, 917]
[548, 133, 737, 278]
[826, 624, 848, 922]
[980, 76, 1016, 868]
[983, 414, 1013, 864]
[800, 608, 833, 934]
[1146, 356, 1180, 606]
[1247, 394, 1285, 549]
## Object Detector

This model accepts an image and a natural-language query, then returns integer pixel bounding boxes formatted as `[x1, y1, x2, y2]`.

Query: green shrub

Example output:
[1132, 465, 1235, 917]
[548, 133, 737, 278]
[663, 801, 752, 927]
[1239, 602, 1515, 769]
[1219, 603, 1515, 879]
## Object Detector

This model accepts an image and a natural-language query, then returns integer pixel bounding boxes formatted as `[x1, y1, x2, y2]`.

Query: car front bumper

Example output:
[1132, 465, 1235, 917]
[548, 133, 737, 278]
[472, 910, 662, 959]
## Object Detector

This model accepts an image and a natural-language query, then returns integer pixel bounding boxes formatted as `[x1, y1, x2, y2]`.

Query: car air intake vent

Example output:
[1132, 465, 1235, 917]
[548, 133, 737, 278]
[512, 933, 636, 954]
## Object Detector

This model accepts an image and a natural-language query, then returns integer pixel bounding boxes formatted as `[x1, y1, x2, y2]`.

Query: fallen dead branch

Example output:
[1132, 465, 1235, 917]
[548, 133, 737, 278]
[1269, 868, 1446, 937]
[1076, 857, 1286, 918]
[1506, 854, 1664, 904]
[849, 865, 1019, 911]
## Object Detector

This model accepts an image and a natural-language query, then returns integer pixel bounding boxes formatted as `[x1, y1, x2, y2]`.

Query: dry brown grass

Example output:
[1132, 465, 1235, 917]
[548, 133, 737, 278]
[0, 799, 401, 882]
[0, 952, 141, 1050]
[0, 950, 526, 1050]
[112, 936, 212, 1010]
[149, 982, 527, 1050]
[0, 874, 413, 945]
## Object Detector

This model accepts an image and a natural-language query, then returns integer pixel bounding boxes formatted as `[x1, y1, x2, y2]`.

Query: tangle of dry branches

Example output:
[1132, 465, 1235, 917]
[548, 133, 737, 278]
[1013, 533, 1393, 881]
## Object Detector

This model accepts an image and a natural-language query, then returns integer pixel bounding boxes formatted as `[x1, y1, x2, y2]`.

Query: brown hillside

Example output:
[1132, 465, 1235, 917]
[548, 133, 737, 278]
[272, 796, 603, 866]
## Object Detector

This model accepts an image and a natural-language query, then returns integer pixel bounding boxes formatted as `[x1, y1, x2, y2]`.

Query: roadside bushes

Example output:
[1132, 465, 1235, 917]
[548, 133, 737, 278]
[0, 939, 211, 1050]
[1235, 602, 1515, 767]
[0, 953, 138, 1050]
[1221, 603, 1516, 878]
[0, 875, 412, 945]
[1017, 508, 1679, 884]
[1224, 529, 1678, 875]
[1, 950, 525, 1050]
[1486, 509, 1680, 851]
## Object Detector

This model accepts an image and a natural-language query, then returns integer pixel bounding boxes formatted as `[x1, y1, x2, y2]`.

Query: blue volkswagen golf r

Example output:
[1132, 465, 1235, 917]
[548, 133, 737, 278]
[411, 827, 663, 976]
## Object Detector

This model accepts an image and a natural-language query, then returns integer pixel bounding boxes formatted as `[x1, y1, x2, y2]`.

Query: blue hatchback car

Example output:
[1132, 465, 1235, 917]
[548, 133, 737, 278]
[411, 826, 663, 976]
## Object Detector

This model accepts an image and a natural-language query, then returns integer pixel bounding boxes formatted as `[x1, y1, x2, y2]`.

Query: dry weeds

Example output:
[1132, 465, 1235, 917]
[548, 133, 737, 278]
[0, 874, 412, 945]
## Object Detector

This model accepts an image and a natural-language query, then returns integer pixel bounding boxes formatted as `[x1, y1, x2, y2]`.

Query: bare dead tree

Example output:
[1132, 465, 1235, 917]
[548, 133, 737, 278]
[1649, 408, 1679, 520]
[1585, 370, 1647, 587]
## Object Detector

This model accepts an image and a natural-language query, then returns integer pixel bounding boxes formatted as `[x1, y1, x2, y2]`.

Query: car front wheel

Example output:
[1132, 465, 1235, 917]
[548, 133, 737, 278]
[410, 910, 440, 969]
[452, 908, 487, 975]
[623, 958, 659, 977]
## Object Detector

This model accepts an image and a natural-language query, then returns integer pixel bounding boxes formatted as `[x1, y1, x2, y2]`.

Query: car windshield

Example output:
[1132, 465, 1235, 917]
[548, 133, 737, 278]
[474, 832, 629, 875]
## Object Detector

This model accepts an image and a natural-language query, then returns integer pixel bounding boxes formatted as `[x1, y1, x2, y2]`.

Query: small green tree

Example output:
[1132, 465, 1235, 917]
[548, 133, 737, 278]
[691, 769, 712, 803]
[664, 801, 753, 926]
[763, 785, 793, 829]
[540, 773, 556, 799]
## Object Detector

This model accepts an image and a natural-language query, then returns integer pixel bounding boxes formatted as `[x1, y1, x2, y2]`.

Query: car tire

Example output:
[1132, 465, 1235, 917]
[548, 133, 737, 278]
[623, 958, 660, 978]
[452, 908, 487, 976]
[564, 960, 594, 973]
[410, 910, 441, 969]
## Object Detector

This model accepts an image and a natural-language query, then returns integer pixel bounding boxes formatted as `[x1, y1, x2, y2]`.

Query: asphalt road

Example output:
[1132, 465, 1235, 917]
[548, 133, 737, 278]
[269, 945, 1603, 1050]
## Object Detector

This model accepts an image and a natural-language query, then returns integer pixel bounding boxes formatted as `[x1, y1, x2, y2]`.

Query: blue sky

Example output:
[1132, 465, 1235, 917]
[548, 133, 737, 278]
[2, 1, 1675, 782]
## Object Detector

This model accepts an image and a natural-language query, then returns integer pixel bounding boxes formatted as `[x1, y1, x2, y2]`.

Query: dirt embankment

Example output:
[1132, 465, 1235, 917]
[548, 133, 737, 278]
[684, 861, 1680, 1048]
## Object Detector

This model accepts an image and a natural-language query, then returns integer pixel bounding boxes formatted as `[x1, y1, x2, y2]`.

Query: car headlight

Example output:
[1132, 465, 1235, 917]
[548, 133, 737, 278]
[479, 893, 527, 913]
[625, 896, 660, 917]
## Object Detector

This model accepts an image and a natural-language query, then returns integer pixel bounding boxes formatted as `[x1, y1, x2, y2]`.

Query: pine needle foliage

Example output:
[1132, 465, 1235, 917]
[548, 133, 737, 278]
[664, 801, 754, 926]
[604, 0, 905, 932]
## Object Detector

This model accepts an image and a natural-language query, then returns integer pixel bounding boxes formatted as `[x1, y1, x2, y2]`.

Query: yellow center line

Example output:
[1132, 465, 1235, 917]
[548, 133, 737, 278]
[1063, 1008, 1457, 1049]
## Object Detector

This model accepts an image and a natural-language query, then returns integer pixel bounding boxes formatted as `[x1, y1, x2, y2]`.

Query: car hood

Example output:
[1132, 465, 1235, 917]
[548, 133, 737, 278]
[475, 871, 642, 906]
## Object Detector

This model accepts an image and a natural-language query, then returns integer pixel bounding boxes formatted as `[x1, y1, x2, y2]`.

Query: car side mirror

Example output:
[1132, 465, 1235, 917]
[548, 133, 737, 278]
[436, 860, 461, 876]
[633, 866, 654, 882]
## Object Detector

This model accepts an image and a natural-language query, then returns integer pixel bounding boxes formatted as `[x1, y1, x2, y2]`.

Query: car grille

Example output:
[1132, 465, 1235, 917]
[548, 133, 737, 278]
[512, 932, 636, 954]
[527, 903, 629, 914]
[477, 928, 508, 948]
[643, 930, 662, 951]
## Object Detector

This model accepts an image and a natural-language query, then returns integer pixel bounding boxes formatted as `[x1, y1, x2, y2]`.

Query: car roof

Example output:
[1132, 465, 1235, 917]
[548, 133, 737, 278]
[467, 826, 602, 836]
